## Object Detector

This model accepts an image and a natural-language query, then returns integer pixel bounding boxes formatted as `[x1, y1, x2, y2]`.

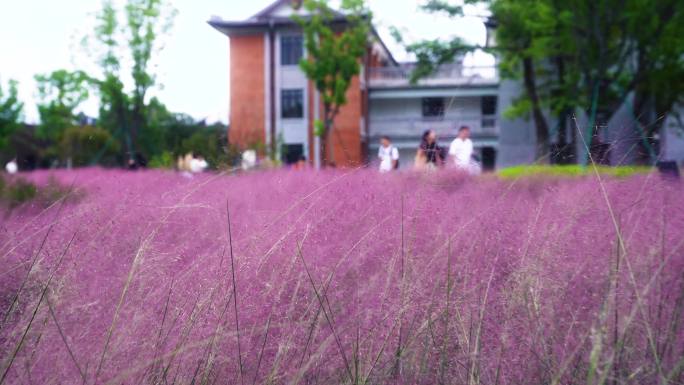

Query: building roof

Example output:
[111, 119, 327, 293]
[249, 0, 345, 21]
[250, 0, 294, 20]
[208, 0, 346, 35]
[208, 0, 397, 65]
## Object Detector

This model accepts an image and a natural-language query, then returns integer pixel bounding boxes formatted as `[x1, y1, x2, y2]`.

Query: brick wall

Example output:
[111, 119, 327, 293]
[329, 75, 363, 167]
[229, 35, 265, 150]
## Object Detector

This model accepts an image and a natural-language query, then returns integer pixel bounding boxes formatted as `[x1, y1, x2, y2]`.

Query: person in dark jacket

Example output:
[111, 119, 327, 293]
[415, 129, 444, 169]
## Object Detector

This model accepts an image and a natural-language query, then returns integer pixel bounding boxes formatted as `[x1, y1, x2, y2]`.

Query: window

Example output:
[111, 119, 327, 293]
[282, 144, 304, 165]
[281, 89, 304, 118]
[422, 98, 445, 118]
[281, 35, 303, 66]
[482, 117, 497, 128]
[481, 96, 497, 128]
[481, 146, 497, 171]
[481, 96, 497, 116]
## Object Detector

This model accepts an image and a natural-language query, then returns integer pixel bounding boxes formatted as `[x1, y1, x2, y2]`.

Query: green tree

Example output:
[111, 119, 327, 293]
[87, 0, 176, 163]
[405, 0, 684, 164]
[627, 0, 684, 162]
[295, 0, 371, 166]
[489, 0, 568, 162]
[401, 0, 565, 162]
[125, 0, 176, 158]
[0, 79, 23, 151]
[88, 0, 132, 159]
[34, 70, 91, 142]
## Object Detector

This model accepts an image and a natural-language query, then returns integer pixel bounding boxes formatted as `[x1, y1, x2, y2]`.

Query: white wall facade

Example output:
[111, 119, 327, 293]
[662, 107, 684, 163]
[274, 30, 309, 161]
[496, 79, 536, 167]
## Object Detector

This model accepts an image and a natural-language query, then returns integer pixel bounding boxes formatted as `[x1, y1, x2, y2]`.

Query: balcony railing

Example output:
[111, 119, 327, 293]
[368, 115, 499, 140]
[369, 64, 499, 88]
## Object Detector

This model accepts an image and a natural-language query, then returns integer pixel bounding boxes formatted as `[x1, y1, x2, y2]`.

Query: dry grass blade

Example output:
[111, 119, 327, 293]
[251, 315, 272, 385]
[47, 297, 86, 383]
[93, 235, 153, 384]
[0, 232, 75, 385]
[198, 287, 233, 385]
[395, 194, 406, 379]
[0, 186, 72, 330]
[574, 115, 667, 383]
[362, 317, 400, 384]
[227, 201, 244, 385]
[469, 258, 497, 385]
[296, 239, 354, 384]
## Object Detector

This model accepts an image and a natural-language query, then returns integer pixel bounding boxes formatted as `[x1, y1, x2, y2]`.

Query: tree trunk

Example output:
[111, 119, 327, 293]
[522, 57, 551, 162]
[632, 91, 662, 165]
[115, 99, 133, 162]
[321, 104, 341, 167]
[320, 105, 333, 167]
[556, 58, 567, 148]
[554, 57, 575, 164]
[588, 108, 611, 165]
[320, 126, 329, 167]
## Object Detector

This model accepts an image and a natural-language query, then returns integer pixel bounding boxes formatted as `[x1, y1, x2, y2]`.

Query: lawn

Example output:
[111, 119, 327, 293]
[0, 168, 682, 384]
[498, 164, 653, 179]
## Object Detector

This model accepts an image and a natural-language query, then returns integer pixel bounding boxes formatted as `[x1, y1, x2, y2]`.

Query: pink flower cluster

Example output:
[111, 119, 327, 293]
[1, 168, 682, 384]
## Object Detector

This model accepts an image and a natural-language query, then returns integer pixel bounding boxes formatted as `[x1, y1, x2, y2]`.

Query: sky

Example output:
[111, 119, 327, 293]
[0, 0, 492, 124]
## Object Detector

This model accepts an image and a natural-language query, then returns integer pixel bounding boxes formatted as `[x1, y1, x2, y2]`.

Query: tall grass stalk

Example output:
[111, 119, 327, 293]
[297, 240, 354, 383]
[0, 232, 75, 384]
[226, 202, 244, 385]
[575, 116, 667, 384]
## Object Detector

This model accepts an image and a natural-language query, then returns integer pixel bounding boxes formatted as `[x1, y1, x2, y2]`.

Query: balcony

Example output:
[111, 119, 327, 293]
[368, 115, 499, 142]
[368, 64, 499, 89]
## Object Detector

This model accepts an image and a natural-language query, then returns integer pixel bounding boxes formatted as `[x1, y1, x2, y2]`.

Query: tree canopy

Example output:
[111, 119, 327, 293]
[405, 0, 684, 164]
[35, 70, 92, 141]
[0, 79, 23, 151]
[86, 0, 177, 162]
[295, 0, 371, 166]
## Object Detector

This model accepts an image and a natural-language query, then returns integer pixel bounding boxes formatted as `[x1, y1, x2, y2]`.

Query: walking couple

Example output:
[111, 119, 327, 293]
[414, 126, 479, 173]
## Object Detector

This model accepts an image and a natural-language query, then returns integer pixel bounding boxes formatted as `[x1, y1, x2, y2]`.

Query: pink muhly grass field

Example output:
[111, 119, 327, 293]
[0, 168, 683, 385]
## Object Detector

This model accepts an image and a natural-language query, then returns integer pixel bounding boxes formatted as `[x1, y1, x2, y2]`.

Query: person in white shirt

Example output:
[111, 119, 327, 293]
[5, 158, 18, 174]
[378, 136, 399, 172]
[189, 155, 208, 173]
[241, 149, 257, 170]
[449, 126, 474, 171]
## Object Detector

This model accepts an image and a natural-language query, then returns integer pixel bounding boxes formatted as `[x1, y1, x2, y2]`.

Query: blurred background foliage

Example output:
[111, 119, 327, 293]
[0, 0, 240, 172]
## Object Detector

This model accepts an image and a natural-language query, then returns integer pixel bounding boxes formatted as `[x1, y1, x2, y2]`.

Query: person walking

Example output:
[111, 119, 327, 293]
[449, 126, 476, 173]
[189, 154, 208, 173]
[378, 136, 399, 172]
[5, 158, 18, 174]
[415, 129, 444, 170]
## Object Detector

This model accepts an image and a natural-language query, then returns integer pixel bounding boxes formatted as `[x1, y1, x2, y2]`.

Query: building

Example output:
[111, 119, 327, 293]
[210, 0, 392, 168]
[210, 0, 684, 169]
[209, 0, 504, 169]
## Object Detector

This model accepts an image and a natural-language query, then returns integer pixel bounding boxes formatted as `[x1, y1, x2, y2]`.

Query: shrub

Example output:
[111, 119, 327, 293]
[2, 177, 37, 207]
[59, 125, 121, 167]
[148, 151, 175, 169]
[0, 174, 79, 209]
